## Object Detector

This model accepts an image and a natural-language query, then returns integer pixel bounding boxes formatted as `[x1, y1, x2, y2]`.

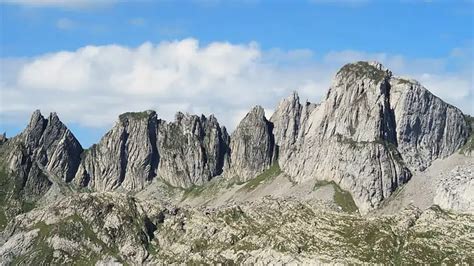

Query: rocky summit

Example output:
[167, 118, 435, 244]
[0, 61, 472, 265]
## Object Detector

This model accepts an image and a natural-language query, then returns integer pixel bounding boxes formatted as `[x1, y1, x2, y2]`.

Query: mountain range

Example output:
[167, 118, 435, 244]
[0, 61, 472, 264]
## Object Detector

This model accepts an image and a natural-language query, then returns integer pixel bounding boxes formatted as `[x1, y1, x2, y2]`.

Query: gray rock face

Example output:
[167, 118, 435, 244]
[75, 111, 159, 191]
[270, 92, 316, 165]
[229, 106, 275, 181]
[157, 112, 230, 188]
[17, 111, 83, 182]
[76, 111, 230, 190]
[390, 78, 471, 170]
[0, 60, 473, 265]
[0, 133, 6, 145]
[0, 193, 156, 265]
[5, 111, 83, 192]
[0, 110, 82, 224]
[434, 164, 474, 214]
[271, 61, 469, 214]
[1, 61, 469, 217]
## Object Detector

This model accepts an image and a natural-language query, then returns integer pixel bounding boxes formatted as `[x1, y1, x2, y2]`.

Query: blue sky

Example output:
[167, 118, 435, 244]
[2, 1, 472, 57]
[1, 0, 473, 147]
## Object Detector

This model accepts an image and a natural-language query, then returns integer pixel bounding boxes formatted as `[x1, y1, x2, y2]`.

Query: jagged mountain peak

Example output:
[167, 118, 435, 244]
[118, 110, 157, 124]
[28, 109, 44, 125]
[288, 90, 300, 100]
[173, 111, 216, 124]
[1, 61, 470, 215]
[229, 105, 275, 182]
[0, 61, 472, 265]
[250, 105, 265, 115]
[335, 61, 392, 84]
[25, 110, 75, 139]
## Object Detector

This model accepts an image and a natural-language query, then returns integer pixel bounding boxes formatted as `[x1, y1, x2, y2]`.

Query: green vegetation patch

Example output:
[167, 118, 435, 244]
[396, 77, 414, 85]
[0, 166, 25, 230]
[460, 115, 474, 155]
[0, 209, 8, 230]
[0, 167, 13, 206]
[182, 184, 207, 200]
[119, 111, 153, 122]
[181, 178, 229, 201]
[240, 163, 282, 191]
[337, 61, 387, 83]
[23, 213, 124, 265]
[313, 180, 358, 213]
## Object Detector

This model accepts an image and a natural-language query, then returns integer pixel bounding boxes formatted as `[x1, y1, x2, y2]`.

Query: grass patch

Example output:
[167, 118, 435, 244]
[182, 185, 207, 200]
[313, 180, 358, 213]
[0, 208, 8, 230]
[337, 61, 387, 83]
[240, 163, 282, 191]
[397, 78, 413, 85]
[22, 201, 36, 213]
[119, 111, 153, 122]
[180, 178, 228, 201]
[460, 115, 474, 155]
[333, 185, 358, 213]
[28, 214, 124, 265]
[0, 167, 12, 206]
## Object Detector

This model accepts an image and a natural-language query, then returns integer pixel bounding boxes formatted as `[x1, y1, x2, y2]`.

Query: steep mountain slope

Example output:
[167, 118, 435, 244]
[0, 111, 83, 228]
[390, 77, 470, 170]
[228, 106, 276, 182]
[75, 111, 159, 191]
[271, 61, 469, 213]
[0, 61, 472, 264]
[157, 112, 230, 188]
[376, 153, 473, 215]
[75, 111, 230, 191]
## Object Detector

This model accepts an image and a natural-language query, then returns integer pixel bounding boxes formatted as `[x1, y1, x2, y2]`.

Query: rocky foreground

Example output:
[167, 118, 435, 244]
[0, 61, 473, 264]
[0, 191, 473, 265]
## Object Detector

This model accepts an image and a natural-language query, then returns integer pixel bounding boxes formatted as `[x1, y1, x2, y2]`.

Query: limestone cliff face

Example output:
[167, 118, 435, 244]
[229, 106, 275, 182]
[270, 92, 316, 165]
[15, 111, 83, 183]
[75, 111, 159, 191]
[6, 110, 83, 186]
[271, 61, 469, 213]
[1, 110, 82, 210]
[390, 78, 470, 170]
[1, 61, 470, 216]
[75, 111, 230, 190]
[157, 112, 230, 188]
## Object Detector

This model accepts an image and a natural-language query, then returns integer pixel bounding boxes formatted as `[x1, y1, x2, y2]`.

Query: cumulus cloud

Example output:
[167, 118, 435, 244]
[1, 39, 332, 131]
[0, 38, 472, 142]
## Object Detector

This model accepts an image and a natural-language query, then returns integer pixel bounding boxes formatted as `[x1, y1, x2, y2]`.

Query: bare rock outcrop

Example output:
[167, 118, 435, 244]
[1, 61, 469, 217]
[270, 92, 317, 164]
[5, 111, 83, 192]
[157, 112, 230, 188]
[271, 61, 469, 213]
[0, 110, 82, 223]
[390, 78, 470, 170]
[229, 106, 275, 182]
[434, 164, 474, 214]
[75, 111, 159, 191]
[75, 111, 230, 190]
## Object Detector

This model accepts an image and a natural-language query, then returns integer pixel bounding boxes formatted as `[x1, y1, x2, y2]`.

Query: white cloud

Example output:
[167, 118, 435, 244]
[2, 0, 117, 9]
[0, 38, 472, 138]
